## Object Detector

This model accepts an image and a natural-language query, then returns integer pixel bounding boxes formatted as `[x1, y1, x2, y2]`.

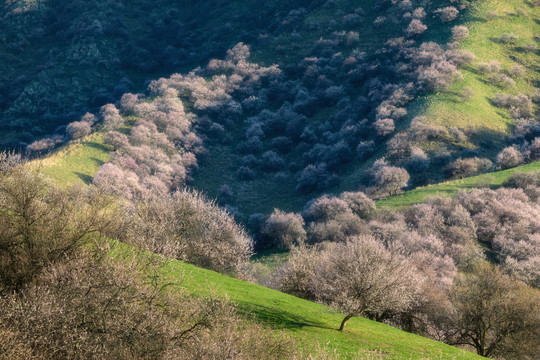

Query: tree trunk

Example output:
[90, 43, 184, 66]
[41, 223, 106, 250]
[339, 314, 353, 331]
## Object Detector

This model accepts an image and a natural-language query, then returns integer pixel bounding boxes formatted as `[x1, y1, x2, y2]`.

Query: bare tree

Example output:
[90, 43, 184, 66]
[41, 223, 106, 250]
[0, 157, 122, 292]
[262, 210, 306, 249]
[372, 161, 410, 196]
[373, 118, 395, 136]
[312, 236, 421, 331]
[447, 262, 540, 358]
[125, 189, 253, 275]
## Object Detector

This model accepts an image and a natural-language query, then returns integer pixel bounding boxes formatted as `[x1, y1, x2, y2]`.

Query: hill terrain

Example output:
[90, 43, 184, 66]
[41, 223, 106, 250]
[3, 0, 539, 218]
[165, 249, 486, 359]
[2, 0, 540, 358]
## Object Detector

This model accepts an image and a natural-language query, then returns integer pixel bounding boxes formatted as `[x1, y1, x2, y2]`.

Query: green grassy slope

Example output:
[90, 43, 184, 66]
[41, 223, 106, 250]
[34, 133, 488, 359]
[37, 133, 111, 187]
[409, 0, 539, 157]
[161, 254, 485, 359]
[377, 160, 540, 209]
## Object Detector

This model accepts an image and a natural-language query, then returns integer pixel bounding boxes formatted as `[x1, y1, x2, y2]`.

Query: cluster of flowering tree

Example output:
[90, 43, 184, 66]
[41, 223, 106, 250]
[265, 180, 540, 358]
[94, 88, 203, 199]
[101, 0, 472, 199]
[0, 153, 295, 359]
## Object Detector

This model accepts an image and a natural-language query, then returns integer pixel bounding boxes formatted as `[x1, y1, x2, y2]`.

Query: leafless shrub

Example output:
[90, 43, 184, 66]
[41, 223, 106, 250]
[496, 32, 518, 44]
[451, 26, 469, 41]
[303, 195, 351, 223]
[528, 137, 540, 160]
[503, 172, 539, 189]
[0, 161, 123, 292]
[489, 73, 516, 88]
[477, 60, 501, 74]
[80, 112, 96, 125]
[445, 157, 492, 179]
[371, 160, 410, 196]
[373, 118, 395, 136]
[497, 146, 523, 169]
[486, 11, 498, 21]
[125, 189, 253, 275]
[408, 147, 430, 171]
[262, 210, 306, 249]
[339, 191, 375, 218]
[270, 245, 321, 299]
[66, 120, 91, 139]
[104, 131, 130, 150]
[412, 7, 425, 20]
[26, 135, 63, 154]
[509, 64, 526, 78]
[494, 94, 532, 119]
[100, 103, 123, 130]
[120, 93, 140, 114]
[406, 19, 427, 36]
[435, 7, 459, 22]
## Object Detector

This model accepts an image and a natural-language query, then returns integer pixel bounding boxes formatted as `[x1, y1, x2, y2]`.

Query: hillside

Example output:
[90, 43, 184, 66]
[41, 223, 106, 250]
[4, 0, 540, 357]
[4, 0, 538, 218]
[377, 159, 540, 208]
[17, 145, 492, 359]
[161, 247, 486, 360]
[191, 0, 540, 216]
[0, 0, 322, 147]
[409, 0, 539, 155]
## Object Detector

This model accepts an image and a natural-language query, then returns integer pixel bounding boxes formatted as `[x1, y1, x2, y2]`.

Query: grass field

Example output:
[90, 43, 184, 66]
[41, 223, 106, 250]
[151, 247, 484, 359]
[408, 0, 539, 157]
[37, 132, 111, 187]
[377, 160, 540, 209]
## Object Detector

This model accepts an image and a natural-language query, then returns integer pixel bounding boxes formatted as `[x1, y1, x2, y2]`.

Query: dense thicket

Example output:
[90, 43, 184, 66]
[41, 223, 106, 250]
[17, 0, 518, 199]
[268, 183, 540, 358]
[0, 0, 327, 148]
[0, 154, 295, 359]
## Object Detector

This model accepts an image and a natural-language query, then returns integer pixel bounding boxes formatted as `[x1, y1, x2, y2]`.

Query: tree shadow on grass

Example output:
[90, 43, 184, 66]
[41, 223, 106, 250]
[235, 303, 331, 330]
[75, 172, 93, 185]
[83, 141, 111, 152]
[90, 157, 105, 166]
[467, 127, 509, 156]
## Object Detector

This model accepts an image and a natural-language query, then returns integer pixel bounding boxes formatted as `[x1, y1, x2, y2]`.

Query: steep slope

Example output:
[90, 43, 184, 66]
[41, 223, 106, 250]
[8, 0, 538, 218]
[0, 0, 323, 147]
[407, 0, 539, 158]
[190, 0, 540, 216]
[161, 249, 486, 359]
